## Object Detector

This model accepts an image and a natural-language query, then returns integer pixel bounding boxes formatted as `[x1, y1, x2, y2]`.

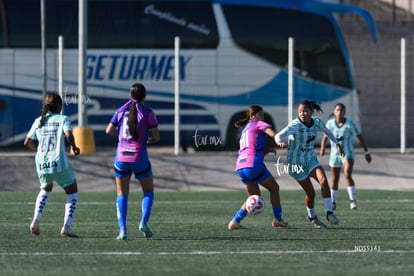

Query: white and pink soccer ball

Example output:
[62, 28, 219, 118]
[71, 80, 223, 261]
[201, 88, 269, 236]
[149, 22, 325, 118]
[245, 195, 265, 215]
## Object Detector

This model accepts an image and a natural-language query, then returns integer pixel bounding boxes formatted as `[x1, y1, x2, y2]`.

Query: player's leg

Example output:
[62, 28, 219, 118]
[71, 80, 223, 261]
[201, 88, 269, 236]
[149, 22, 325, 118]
[311, 166, 338, 225]
[228, 169, 256, 230]
[259, 176, 287, 227]
[61, 179, 79, 238]
[330, 167, 341, 210]
[115, 175, 131, 239]
[343, 158, 357, 209]
[138, 175, 154, 238]
[30, 176, 53, 235]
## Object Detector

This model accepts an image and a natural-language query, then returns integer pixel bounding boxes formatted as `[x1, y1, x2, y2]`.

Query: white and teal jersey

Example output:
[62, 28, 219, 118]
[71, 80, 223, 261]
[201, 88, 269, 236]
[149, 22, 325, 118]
[276, 116, 338, 164]
[325, 117, 360, 158]
[27, 113, 72, 174]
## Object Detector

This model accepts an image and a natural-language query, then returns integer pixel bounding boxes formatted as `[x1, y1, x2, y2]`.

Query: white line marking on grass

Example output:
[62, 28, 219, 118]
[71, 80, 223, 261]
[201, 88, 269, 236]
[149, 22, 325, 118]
[1, 199, 414, 206]
[1, 250, 413, 256]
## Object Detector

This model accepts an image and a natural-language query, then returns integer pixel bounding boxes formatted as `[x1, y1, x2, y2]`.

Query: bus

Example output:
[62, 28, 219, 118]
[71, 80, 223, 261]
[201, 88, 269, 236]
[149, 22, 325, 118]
[0, 0, 377, 150]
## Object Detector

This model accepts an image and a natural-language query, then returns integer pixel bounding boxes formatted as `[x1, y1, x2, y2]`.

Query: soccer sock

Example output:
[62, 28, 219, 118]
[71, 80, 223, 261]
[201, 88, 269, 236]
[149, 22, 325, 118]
[331, 189, 338, 203]
[32, 189, 51, 223]
[63, 192, 78, 227]
[306, 207, 317, 220]
[140, 192, 154, 227]
[323, 197, 333, 212]
[232, 208, 248, 223]
[347, 186, 356, 201]
[116, 195, 128, 233]
[272, 205, 283, 221]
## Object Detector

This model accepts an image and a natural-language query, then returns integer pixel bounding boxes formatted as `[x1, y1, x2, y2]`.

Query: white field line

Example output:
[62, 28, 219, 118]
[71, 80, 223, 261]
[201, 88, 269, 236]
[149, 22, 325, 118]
[0, 250, 413, 256]
[1, 199, 413, 206]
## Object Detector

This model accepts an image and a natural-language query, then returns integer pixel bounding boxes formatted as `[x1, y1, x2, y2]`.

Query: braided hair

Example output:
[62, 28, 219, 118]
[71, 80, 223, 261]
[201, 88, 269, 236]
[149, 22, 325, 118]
[39, 93, 62, 128]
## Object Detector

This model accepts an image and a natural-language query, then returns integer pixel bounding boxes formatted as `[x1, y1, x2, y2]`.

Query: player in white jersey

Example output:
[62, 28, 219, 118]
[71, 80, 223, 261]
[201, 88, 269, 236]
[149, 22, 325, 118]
[275, 100, 344, 229]
[320, 103, 371, 210]
[24, 93, 80, 238]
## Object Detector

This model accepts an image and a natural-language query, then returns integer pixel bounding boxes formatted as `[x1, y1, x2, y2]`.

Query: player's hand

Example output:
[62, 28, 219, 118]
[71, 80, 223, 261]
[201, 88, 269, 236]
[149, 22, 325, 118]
[277, 141, 287, 149]
[365, 153, 372, 163]
[337, 144, 345, 157]
[72, 146, 80, 156]
[320, 148, 325, 156]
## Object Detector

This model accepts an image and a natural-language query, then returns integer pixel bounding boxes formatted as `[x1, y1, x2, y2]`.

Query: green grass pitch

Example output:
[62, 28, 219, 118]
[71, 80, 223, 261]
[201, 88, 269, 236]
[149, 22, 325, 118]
[0, 190, 413, 276]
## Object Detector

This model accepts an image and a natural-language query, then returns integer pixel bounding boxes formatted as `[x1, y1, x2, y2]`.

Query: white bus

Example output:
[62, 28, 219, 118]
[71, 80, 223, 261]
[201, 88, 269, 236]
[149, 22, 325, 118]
[0, 0, 377, 149]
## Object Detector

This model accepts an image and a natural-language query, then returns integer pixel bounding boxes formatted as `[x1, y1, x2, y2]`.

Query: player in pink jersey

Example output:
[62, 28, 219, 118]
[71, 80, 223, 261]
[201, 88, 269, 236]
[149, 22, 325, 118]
[228, 105, 287, 230]
[106, 83, 160, 240]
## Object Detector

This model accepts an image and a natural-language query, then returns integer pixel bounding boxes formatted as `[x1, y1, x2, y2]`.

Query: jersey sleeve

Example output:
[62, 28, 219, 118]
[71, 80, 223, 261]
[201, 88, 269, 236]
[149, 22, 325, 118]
[349, 119, 361, 136]
[275, 120, 296, 142]
[316, 117, 338, 144]
[26, 119, 39, 141]
[110, 108, 121, 127]
[147, 110, 158, 128]
[62, 115, 72, 132]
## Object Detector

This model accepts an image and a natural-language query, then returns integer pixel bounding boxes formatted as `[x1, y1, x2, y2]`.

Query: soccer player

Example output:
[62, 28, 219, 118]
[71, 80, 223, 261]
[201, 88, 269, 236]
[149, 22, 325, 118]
[106, 83, 160, 240]
[275, 100, 344, 229]
[228, 105, 287, 230]
[24, 93, 80, 238]
[320, 103, 371, 210]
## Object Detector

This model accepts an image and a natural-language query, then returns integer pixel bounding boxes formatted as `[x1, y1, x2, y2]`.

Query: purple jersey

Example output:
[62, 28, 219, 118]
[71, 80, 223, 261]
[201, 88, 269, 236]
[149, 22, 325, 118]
[110, 102, 158, 162]
[236, 120, 271, 170]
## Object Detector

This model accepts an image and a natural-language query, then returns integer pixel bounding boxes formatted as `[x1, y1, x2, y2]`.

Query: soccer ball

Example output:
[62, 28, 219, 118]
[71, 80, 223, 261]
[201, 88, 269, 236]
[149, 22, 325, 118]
[245, 195, 265, 215]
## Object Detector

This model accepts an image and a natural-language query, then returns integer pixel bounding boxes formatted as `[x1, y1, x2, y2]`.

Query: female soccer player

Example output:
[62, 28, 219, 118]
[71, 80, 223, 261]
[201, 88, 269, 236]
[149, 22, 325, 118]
[228, 105, 287, 230]
[24, 93, 80, 237]
[106, 83, 160, 240]
[320, 103, 371, 210]
[275, 100, 344, 229]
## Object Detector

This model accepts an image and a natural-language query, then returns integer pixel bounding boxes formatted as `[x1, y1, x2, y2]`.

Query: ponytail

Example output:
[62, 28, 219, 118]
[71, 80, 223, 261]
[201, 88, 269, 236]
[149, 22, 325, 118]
[127, 104, 139, 140]
[300, 100, 323, 113]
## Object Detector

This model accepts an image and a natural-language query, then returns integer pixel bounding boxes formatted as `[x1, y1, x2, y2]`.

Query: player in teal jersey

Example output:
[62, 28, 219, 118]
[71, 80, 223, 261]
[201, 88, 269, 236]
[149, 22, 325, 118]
[275, 100, 344, 229]
[24, 93, 80, 237]
[320, 103, 371, 210]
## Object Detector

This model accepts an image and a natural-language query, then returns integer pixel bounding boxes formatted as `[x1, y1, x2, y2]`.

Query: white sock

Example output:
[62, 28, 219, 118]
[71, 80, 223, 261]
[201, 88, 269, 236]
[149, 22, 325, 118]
[331, 189, 338, 203]
[324, 197, 333, 212]
[63, 193, 78, 228]
[347, 186, 356, 201]
[33, 190, 50, 223]
[306, 207, 317, 219]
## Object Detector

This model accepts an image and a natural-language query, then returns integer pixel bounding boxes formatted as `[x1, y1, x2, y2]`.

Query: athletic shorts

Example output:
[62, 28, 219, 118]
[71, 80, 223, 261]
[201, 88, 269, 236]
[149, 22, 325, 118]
[114, 157, 153, 179]
[37, 168, 75, 188]
[237, 164, 271, 185]
[288, 157, 320, 181]
[329, 153, 354, 168]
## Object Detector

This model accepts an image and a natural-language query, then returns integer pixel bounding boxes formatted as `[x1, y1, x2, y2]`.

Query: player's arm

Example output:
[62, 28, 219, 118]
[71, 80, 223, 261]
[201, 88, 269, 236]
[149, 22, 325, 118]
[24, 137, 37, 152]
[357, 133, 371, 163]
[65, 130, 80, 155]
[147, 126, 160, 144]
[264, 127, 277, 155]
[105, 122, 118, 136]
[320, 134, 328, 156]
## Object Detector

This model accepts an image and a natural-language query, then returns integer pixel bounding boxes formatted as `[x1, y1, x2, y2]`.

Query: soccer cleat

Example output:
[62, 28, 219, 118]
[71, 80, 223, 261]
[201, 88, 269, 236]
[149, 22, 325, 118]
[310, 217, 326, 229]
[139, 225, 153, 238]
[60, 226, 79, 238]
[228, 221, 247, 230]
[116, 233, 128, 240]
[332, 201, 336, 210]
[350, 200, 358, 210]
[30, 220, 40, 236]
[272, 219, 288, 228]
[326, 213, 339, 225]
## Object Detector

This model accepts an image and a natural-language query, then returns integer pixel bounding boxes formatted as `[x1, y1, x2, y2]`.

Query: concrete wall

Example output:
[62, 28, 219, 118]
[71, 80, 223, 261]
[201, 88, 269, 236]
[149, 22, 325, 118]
[340, 25, 414, 148]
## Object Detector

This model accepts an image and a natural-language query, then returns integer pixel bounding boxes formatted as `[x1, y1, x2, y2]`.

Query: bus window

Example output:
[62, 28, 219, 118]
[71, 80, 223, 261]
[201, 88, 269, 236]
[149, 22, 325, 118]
[222, 4, 351, 88]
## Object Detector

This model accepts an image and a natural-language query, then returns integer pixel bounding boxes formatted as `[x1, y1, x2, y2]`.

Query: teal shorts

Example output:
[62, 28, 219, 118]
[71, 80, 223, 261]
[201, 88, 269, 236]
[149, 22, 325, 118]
[329, 153, 354, 168]
[288, 157, 320, 181]
[37, 167, 75, 188]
